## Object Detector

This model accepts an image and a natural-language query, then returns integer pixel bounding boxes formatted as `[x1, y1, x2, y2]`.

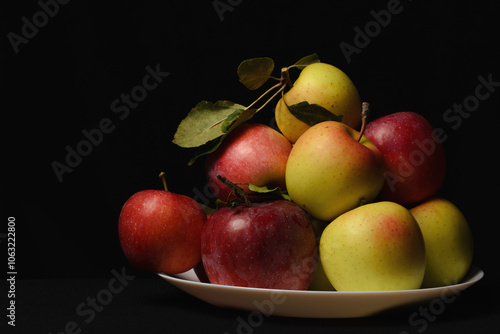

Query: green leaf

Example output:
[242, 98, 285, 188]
[237, 57, 275, 90]
[291, 53, 320, 70]
[172, 100, 246, 148]
[222, 109, 244, 133]
[287, 101, 343, 126]
[248, 184, 291, 201]
[200, 204, 217, 215]
[221, 107, 256, 134]
[186, 107, 258, 166]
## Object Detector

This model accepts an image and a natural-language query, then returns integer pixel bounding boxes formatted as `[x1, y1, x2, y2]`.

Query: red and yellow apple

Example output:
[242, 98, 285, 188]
[286, 121, 385, 221]
[320, 201, 426, 291]
[205, 123, 292, 202]
[364, 111, 446, 205]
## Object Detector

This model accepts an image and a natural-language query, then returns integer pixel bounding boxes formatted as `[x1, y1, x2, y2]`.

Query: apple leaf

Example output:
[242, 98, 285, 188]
[290, 53, 320, 70]
[248, 184, 291, 201]
[222, 107, 256, 134]
[221, 109, 244, 133]
[186, 107, 258, 166]
[200, 203, 217, 215]
[237, 57, 275, 90]
[287, 101, 343, 126]
[172, 100, 246, 148]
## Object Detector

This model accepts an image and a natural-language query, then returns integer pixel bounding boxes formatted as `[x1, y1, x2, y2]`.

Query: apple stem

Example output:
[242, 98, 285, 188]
[217, 175, 251, 207]
[242, 67, 293, 121]
[281, 67, 293, 88]
[246, 82, 283, 110]
[158, 172, 169, 192]
[254, 84, 286, 114]
[357, 102, 370, 142]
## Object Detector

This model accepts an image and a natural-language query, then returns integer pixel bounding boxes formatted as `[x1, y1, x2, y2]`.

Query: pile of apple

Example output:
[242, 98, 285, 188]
[118, 56, 474, 292]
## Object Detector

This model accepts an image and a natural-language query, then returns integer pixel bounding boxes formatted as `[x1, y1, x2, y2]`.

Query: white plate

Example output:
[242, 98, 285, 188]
[158, 267, 483, 318]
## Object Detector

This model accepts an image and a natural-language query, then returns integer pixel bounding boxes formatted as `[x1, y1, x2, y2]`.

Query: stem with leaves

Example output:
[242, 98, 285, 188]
[217, 175, 251, 207]
[172, 54, 321, 165]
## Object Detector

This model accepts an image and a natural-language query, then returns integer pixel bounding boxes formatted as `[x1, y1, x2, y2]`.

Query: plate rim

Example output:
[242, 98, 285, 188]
[158, 267, 484, 318]
[158, 266, 484, 296]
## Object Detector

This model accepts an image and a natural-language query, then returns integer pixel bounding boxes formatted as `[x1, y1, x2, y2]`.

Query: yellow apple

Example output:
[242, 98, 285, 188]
[320, 201, 426, 291]
[275, 62, 362, 143]
[409, 197, 474, 288]
[285, 121, 385, 221]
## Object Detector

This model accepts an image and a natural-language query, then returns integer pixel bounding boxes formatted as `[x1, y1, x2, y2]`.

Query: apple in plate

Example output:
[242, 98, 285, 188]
[205, 123, 292, 202]
[410, 197, 474, 288]
[364, 111, 446, 205]
[286, 121, 385, 221]
[201, 200, 317, 290]
[320, 201, 426, 291]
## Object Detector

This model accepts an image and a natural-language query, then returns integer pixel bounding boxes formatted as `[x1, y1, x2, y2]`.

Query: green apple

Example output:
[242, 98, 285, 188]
[286, 121, 385, 221]
[410, 197, 474, 288]
[308, 216, 335, 291]
[275, 62, 362, 143]
[320, 201, 426, 291]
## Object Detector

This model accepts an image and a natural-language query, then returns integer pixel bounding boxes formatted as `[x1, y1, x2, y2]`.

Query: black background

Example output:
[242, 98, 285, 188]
[2, 0, 500, 332]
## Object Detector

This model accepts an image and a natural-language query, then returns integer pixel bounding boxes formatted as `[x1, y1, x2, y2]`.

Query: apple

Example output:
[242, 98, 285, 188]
[205, 123, 292, 202]
[285, 121, 385, 221]
[118, 181, 206, 274]
[275, 62, 362, 143]
[201, 200, 317, 290]
[364, 111, 446, 205]
[410, 197, 474, 288]
[320, 201, 426, 291]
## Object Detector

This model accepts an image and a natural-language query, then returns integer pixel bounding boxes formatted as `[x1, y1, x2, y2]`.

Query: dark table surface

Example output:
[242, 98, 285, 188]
[10, 271, 499, 334]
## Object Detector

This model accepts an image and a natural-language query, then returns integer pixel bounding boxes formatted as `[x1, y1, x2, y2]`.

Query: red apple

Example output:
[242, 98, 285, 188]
[205, 123, 292, 202]
[365, 112, 446, 205]
[118, 188, 206, 274]
[201, 200, 318, 290]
